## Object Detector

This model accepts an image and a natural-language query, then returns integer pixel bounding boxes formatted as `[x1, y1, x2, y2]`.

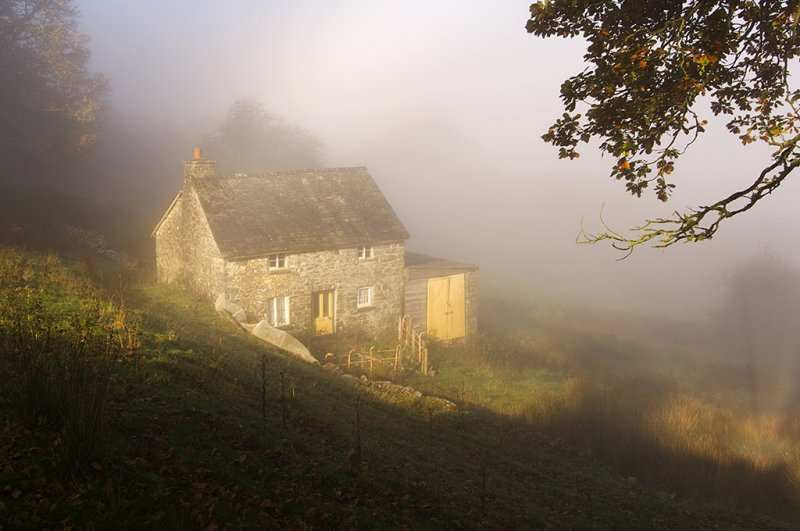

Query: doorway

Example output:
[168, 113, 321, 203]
[313, 290, 335, 335]
[426, 274, 466, 340]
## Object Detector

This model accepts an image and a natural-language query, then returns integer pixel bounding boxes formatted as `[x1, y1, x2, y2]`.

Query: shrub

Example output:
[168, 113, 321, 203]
[0, 247, 129, 474]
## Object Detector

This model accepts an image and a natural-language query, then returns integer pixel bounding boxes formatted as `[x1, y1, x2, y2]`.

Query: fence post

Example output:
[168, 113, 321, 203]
[261, 355, 267, 420]
[369, 346, 374, 378]
[394, 344, 402, 379]
[281, 371, 287, 429]
[412, 325, 421, 361]
[348, 348, 354, 371]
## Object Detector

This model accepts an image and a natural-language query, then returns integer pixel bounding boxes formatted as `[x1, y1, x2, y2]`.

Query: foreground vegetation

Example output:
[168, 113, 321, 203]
[411, 303, 800, 521]
[0, 245, 797, 529]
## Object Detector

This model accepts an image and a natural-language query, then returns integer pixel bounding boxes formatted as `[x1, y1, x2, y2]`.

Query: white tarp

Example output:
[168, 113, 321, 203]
[215, 294, 318, 364]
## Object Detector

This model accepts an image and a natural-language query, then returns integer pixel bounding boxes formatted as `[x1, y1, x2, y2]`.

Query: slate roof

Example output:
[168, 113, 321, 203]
[404, 252, 478, 270]
[404, 251, 478, 281]
[190, 167, 409, 259]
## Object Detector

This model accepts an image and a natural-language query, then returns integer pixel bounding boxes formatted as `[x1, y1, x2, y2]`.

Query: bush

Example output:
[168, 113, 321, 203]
[0, 247, 133, 474]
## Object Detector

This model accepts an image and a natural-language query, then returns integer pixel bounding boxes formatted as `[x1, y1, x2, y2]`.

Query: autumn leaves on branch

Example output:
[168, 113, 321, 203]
[527, 0, 800, 255]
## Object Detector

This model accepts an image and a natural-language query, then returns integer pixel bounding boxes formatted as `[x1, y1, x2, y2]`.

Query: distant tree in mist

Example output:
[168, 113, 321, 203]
[0, 0, 108, 184]
[716, 257, 800, 360]
[527, 2, 800, 255]
[202, 98, 325, 173]
[713, 256, 800, 410]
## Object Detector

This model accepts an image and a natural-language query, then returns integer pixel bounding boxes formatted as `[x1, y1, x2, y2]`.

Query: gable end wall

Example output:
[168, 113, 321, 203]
[154, 187, 225, 298]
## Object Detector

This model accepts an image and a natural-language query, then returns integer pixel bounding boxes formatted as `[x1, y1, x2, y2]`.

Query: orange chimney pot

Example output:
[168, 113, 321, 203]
[193, 147, 203, 160]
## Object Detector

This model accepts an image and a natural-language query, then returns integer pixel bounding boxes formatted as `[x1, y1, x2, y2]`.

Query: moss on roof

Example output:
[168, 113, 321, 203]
[190, 167, 409, 259]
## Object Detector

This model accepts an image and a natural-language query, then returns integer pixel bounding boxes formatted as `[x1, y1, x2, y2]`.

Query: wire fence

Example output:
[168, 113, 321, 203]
[323, 316, 430, 379]
[398, 315, 429, 375]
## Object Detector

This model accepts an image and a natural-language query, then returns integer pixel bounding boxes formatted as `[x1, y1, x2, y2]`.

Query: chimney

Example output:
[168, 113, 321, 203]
[184, 147, 215, 181]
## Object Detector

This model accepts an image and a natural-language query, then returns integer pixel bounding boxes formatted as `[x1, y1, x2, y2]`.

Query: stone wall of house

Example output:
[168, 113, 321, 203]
[153, 186, 226, 298]
[153, 196, 183, 284]
[224, 241, 406, 338]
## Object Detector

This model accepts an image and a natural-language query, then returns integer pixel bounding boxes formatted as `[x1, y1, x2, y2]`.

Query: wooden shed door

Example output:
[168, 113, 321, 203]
[427, 274, 466, 340]
[313, 290, 335, 335]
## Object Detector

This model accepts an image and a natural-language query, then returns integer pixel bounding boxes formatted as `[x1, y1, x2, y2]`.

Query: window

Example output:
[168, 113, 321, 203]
[268, 253, 286, 270]
[357, 245, 373, 260]
[357, 286, 372, 308]
[267, 296, 289, 326]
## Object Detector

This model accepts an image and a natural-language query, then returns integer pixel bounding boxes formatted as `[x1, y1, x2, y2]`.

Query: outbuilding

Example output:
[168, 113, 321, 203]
[403, 252, 478, 340]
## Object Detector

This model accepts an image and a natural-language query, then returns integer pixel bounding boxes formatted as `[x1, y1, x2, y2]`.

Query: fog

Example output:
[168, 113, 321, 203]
[76, 0, 800, 321]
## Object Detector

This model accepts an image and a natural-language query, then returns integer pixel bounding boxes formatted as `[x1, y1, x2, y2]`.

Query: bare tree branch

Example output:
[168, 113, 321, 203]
[579, 144, 800, 254]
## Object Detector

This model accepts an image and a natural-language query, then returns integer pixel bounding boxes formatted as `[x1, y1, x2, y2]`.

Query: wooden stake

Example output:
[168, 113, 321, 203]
[413, 325, 421, 361]
[428, 407, 434, 446]
[280, 371, 286, 429]
[369, 346, 374, 378]
[260, 355, 267, 420]
[481, 449, 489, 514]
[394, 344, 402, 379]
[354, 396, 362, 467]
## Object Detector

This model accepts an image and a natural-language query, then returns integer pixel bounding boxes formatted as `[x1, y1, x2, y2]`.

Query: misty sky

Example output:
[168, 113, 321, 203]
[76, 1, 800, 320]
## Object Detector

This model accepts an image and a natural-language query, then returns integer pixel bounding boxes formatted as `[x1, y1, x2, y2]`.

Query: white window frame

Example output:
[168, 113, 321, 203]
[357, 286, 373, 308]
[357, 245, 373, 260]
[267, 296, 289, 326]
[268, 253, 287, 270]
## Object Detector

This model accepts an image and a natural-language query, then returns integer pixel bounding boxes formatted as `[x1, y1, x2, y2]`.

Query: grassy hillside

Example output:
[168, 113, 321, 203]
[0, 245, 796, 529]
[410, 301, 800, 522]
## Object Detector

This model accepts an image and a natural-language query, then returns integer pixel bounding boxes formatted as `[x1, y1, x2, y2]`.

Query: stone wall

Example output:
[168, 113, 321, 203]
[154, 156, 408, 339]
[224, 242, 406, 338]
[153, 186, 226, 298]
[154, 178, 406, 338]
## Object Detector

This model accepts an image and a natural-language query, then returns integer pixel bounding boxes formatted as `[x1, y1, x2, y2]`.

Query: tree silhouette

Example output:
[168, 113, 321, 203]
[202, 99, 325, 174]
[0, 0, 108, 183]
[712, 256, 800, 411]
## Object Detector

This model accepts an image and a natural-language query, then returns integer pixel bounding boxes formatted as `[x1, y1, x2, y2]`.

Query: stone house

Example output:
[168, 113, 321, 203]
[152, 149, 477, 340]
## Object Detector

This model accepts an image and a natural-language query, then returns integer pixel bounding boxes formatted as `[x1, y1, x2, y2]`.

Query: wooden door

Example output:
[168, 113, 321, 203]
[426, 274, 466, 340]
[313, 290, 335, 335]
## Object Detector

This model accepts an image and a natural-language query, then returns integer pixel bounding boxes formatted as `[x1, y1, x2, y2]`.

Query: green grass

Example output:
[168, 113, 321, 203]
[0, 246, 797, 529]
[409, 299, 800, 522]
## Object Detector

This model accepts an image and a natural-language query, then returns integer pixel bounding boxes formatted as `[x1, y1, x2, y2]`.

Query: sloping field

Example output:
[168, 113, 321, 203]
[0, 246, 794, 529]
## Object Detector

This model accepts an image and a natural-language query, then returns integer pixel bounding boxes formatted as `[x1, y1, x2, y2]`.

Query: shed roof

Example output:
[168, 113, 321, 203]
[190, 167, 409, 259]
[404, 251, 478, 280]
[404, 252, 477, 270]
